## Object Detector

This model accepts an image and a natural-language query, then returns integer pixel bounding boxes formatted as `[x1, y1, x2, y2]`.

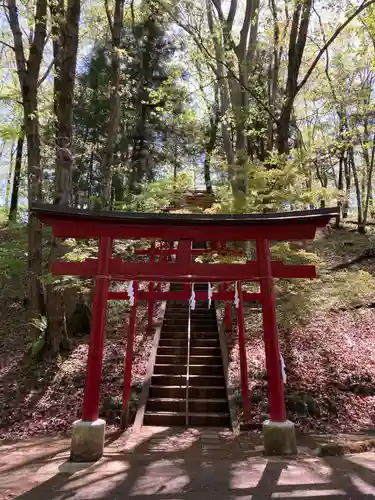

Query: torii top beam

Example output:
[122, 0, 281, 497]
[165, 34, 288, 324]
[31, 204, 339, 241]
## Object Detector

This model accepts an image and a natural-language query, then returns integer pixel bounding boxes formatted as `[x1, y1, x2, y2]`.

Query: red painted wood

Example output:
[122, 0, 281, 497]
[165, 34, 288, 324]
[52, 259, 316, 281]
[107, 289, 261, 302]
[82, 236, 112, 421]
[177, 239, 192, 264]
[49, 219, 322, 241]
[135, 247, 244, 256]
[148, 242, 155, 328]
[236, 282, 251, 423]
[122, 289, 138, 417]
[256, 238, 286, 422]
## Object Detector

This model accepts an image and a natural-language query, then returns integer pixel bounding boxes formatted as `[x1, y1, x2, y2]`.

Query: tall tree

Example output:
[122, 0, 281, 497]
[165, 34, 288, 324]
[101, 0, 126, 208]
[6, 0, 48, 325]
[44, 0, 81, 355]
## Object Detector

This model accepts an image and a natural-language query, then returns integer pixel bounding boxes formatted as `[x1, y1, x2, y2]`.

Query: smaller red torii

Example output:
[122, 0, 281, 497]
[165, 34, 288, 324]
[32, 204, 338, 461]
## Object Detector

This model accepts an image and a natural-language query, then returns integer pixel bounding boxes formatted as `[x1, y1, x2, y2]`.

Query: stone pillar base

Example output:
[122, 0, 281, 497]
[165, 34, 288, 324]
[263, 419, 297, 456]
[70, 419, 105, 462]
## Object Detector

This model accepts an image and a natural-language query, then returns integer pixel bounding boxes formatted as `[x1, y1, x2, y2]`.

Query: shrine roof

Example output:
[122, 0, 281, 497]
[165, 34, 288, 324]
[31, 204, 338, 226]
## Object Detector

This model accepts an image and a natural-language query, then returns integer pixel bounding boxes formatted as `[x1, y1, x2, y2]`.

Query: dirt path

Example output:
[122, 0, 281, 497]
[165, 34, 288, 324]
[2, 427, 375, 499]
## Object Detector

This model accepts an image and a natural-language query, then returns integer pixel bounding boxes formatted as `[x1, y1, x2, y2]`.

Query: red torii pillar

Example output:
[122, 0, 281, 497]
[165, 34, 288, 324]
[147, 242, 156, 328]
[121, 282, 138, 428]
[256, 238, 286, 423]
[235, 281, 251, 423]
[71, 236, 112, 462]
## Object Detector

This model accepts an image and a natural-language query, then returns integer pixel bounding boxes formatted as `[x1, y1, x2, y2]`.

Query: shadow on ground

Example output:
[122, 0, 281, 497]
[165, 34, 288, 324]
[1, 426, 375, 499]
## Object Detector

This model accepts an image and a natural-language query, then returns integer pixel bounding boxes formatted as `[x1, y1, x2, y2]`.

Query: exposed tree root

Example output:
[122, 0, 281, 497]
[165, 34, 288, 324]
[329, 248, 375, 271]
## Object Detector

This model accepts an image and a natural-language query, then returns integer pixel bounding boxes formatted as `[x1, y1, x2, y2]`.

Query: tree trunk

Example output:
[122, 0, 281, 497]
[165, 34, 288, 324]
[277, 0, 312, 155]
[45, 0, 81, 356]
[7, 0, 48, 330]
[5, 141, 15, 214]
[362, 130, 375, 229]
[25, 91, 45, 323]
[101, 0, 125, 207]
[8, 128, 24, 221]
[203, 116, 218, 195]
[206, 0, 235, 178]
[343, 154, 351, 218]
[349, 146, 364, 233]
[335, 152, 344, 228]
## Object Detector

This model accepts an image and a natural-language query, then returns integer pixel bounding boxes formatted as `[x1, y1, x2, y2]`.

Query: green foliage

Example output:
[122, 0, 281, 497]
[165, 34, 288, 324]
[322, 270, 375, 309]
[276, 267, 375, 330]
[0, 123, 18, 141]
[266, 239, 375, 330]
[207, 152, 337, 215]
[30, 315, 47, 358]
[124, 173, 195, 212]
[0, 224, 27, 277]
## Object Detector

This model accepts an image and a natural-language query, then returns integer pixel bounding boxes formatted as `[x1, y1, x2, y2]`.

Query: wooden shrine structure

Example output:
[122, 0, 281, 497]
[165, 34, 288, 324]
[32, 203, 338, 460]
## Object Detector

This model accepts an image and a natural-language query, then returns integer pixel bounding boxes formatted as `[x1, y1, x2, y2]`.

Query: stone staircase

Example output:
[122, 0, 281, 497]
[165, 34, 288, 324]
[143, 283, 230, 427]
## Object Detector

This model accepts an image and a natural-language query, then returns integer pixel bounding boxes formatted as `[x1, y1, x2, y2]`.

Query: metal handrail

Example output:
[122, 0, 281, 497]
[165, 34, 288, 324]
[186, 284, 192, 427]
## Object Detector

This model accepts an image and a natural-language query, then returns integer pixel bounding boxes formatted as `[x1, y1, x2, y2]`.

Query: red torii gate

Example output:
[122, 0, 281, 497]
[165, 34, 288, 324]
[32, 204, 337, 461]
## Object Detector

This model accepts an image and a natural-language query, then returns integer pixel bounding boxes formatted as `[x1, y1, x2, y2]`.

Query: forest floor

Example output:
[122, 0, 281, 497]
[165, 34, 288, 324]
[1, 221, 375, 440]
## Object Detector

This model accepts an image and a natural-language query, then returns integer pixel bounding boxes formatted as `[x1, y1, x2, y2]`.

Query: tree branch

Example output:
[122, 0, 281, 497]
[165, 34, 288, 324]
[297, 0, 375, 94]
[0, 39, 15, 51]
[226, 0, 237, 30]
[104, 0, 113, 34]
[238, 0, 253, 59]
[155, 0, 278, 122]
[37, 58, 54, 87]
[6, 0, 27, 87]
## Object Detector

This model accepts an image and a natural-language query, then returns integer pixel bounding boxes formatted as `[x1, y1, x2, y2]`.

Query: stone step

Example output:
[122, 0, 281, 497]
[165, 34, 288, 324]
[166, 310, 216, 316]
[163, 317, 217, 324]
[157, 346, 188, 356]
[162, 326, 218, 334]
[153, 364, 223, 376]
[151, 374, 186, 386]
[164, 313, 217, 328]
[158, 338, 188, 347]
[189, 364, 223, 376]
[151, 374, 225, 387]
[149, 385, 186, 399]
[167, 303, 211, 310]
[155, 354, 222, 365]
[143, 411, 230, 427]
[146, 398, 186, 413]
[154, 364, 187, 375]
[189, 374, 226, 387]
[161, 332, 218, 340]
[146, 398, 229, 413]
[189, 399, 228, 413]
[149, 385, 227, 400]
[159, 331, 187, 339]
[143, 411, 186, 427]
[189, 386, 227, 399]
[190, 355, 223, 365]
[190, 339, 220, 347]
[190, 333, 219, 340]
[156, 355, 188, 365]
[190, 346, 221, 356]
